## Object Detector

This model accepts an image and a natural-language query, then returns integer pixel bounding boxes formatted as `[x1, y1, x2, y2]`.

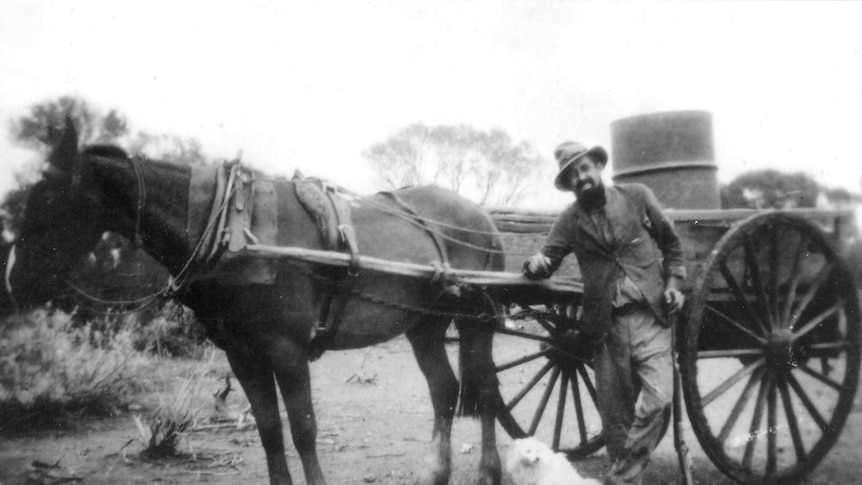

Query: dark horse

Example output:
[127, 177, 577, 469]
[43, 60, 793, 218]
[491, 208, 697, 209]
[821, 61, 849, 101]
[7, 120, 506, 485]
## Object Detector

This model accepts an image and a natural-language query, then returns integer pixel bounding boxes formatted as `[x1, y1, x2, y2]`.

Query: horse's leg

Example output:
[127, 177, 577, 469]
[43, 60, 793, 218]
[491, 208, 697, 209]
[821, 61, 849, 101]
[406, 318, 459, 485]
[456, 319, 502, 485]
[225, 350, 293, 485]
[270, 338, 327, 485]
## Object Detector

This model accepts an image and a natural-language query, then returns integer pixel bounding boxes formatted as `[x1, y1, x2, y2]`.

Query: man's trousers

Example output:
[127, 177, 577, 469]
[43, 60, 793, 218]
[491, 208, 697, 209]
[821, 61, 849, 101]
[594, 306, 673, 485]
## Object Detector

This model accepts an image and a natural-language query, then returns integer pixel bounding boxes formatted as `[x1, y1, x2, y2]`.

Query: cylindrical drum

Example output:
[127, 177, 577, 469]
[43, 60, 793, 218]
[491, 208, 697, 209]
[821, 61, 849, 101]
[610, 111, 720, 210]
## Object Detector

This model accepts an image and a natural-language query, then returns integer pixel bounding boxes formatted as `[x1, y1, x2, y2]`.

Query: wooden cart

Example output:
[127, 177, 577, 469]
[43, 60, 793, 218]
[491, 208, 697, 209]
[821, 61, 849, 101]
[487, 206, 860, 484]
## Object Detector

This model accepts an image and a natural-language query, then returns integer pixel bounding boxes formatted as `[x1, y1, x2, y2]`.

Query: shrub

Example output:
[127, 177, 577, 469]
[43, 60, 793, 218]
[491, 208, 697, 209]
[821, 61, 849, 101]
[127, 348, 215, 459]
[117, 301, 209, 359]
[0, 309, 148, 434]
[133, 314, 208, 359]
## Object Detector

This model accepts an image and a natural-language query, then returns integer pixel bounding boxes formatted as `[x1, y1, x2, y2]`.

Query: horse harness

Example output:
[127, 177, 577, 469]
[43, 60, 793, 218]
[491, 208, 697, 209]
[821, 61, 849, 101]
[61, 155, 476, 336]
[293, 176, 361, 356]
[292, 181, 452, 358]
[187, 161, 452, 358]
[185, 160, 280, 286]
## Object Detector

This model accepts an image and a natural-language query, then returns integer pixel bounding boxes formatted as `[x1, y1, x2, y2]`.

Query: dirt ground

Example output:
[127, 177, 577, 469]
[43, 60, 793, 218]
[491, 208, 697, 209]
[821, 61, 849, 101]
[1, 334, 861, 485]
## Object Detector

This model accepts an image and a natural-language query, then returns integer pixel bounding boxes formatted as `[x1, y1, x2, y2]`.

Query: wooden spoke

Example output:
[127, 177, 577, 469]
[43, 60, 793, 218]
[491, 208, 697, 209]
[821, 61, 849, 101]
[682, 213, 861, 484]
[782, 233, 810, 326]
[495, 348, 552, 372]
[743, 374, 772, 470]
[553, 372, 568, 450]
[698, 348, 764, 359]
[570, 370, 588, 445]
[769, 229, 781, 327]
[532, 315, 557, 336]
[786, 371, 828, 432]
[792, 301, 845, 342]
[718, 366, 767, 445]
[506, 360, 555, 411]
[529, 366, 560, 435]
[494, 326, 555, 344]
[767, 374, 778, 474]
[788, 262, 834, 330]
[807, 341, 854, 354]
[706, 304, 768, 345]
[777, 374, 807, 462]
[576, 363, 598, 404]
[703, 357, 766, 407]
[720, 260, 769, 335]
[495, 320, 607, 458]
[798, 364, 843, 392]
[743, 232, 774, 329]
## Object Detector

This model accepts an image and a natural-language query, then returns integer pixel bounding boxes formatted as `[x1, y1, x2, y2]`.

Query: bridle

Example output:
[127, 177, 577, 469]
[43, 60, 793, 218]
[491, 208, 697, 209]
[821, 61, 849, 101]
[128, 155, 147, 248]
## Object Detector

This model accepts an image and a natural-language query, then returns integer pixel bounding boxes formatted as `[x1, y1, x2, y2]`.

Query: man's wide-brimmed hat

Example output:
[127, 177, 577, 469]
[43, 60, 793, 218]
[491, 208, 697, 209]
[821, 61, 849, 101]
[553, 141, 608, 191]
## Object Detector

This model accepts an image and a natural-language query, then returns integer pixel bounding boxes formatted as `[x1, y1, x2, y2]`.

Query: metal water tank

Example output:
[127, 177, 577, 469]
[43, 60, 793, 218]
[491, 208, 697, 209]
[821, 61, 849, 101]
[610, 111, 720, 210]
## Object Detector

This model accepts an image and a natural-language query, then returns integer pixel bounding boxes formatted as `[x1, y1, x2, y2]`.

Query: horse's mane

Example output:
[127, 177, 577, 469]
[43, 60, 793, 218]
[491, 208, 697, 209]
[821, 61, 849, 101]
[83, 144, 129, 159]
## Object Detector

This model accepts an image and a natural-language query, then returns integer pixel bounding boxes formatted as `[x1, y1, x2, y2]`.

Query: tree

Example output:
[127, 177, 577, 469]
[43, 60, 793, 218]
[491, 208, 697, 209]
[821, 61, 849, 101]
[2, 96, 209, 326]
[9, 95, 129, 152]
[3, 96, 132, 234]
[3, 96, 213, 234]
[128, 132, 209, 166]
[721, 169, 822, 209]
[363, 124, 547, 206]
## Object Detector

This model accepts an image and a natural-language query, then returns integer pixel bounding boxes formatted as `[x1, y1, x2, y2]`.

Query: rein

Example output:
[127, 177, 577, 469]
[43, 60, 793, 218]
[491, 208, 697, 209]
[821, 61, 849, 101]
[355, 196, 506, 254]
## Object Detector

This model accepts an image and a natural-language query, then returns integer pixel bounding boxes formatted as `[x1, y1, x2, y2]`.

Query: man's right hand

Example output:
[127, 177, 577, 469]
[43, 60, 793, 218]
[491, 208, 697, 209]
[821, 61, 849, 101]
[523, 253, 552, 279]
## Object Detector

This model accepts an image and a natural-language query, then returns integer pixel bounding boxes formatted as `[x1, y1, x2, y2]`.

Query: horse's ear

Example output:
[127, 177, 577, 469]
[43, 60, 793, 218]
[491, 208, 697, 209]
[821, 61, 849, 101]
[46, 116, 79, 175]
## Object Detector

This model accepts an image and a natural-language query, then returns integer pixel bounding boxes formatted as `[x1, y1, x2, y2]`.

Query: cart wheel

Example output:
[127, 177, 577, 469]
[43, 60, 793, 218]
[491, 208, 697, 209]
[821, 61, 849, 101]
[682, 212, 861, 484]
[494, 304, 605, 458]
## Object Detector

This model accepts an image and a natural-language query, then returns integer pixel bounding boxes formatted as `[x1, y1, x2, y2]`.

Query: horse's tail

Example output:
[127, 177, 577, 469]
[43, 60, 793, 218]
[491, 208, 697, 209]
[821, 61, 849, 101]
[456, 203, 504, 418]
[455, 294, 502, 418]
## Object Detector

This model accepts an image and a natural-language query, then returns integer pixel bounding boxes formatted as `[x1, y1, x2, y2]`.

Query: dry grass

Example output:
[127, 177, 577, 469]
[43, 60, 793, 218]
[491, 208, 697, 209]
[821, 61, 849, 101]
[126, 347, 216, 459]
[0, 309, 148, 435]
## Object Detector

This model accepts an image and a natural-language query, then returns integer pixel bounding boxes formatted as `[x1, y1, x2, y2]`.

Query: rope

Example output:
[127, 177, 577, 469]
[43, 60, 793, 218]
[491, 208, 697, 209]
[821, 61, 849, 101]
[169, 184, 237, 292]
[250, 176, 509, 254]
[65, 280, 162, 306]
[73, 295, 164, 317]
[63, 278, 165, 316]
[353, 196, 507, 254]
[356, 195, 502, 236]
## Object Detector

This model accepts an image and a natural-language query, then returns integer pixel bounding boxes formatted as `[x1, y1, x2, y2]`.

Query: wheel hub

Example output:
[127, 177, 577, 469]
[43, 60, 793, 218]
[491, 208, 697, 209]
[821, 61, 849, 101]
[544, 329, 592, 366]
[766, 328, 797, 370]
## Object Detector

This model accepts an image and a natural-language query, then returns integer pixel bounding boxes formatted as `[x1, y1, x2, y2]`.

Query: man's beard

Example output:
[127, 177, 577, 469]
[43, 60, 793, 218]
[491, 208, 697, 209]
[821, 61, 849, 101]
[575, 180, 605, 208]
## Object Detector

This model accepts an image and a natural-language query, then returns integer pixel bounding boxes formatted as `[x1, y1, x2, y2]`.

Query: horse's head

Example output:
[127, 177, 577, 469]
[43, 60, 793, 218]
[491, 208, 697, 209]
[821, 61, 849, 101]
[6, 118, 119, 309]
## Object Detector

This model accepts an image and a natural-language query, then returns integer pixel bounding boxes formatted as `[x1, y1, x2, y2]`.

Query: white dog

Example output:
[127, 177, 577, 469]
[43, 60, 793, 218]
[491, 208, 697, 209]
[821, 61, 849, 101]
[505, 437, 602, 485]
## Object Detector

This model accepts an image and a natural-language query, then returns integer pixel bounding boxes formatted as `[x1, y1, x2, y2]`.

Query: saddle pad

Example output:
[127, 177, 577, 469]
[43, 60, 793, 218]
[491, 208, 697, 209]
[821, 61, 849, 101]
[294, 180, 340, 250]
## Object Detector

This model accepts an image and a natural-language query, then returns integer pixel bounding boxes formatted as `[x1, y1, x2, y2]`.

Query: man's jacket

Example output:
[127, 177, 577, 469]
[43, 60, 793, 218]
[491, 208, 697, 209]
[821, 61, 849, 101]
[540, 183, 686, 336]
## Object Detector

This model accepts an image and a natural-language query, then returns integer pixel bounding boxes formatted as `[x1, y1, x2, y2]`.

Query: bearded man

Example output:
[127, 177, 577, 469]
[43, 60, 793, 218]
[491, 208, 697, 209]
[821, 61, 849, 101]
[523, 141, 686, 485]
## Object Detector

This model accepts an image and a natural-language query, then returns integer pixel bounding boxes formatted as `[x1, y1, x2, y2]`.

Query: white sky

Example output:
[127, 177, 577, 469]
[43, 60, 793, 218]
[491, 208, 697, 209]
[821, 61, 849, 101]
[2, 1, 861, 209]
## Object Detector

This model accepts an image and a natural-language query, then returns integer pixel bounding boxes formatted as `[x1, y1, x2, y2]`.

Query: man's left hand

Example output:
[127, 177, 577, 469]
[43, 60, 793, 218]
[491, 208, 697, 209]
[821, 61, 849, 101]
[664, 288, 685, 314]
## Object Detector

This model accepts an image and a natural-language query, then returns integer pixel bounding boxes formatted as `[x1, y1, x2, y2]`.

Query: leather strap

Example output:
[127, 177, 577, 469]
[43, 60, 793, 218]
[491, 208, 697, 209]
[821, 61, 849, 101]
[378, 191, 450, 268]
